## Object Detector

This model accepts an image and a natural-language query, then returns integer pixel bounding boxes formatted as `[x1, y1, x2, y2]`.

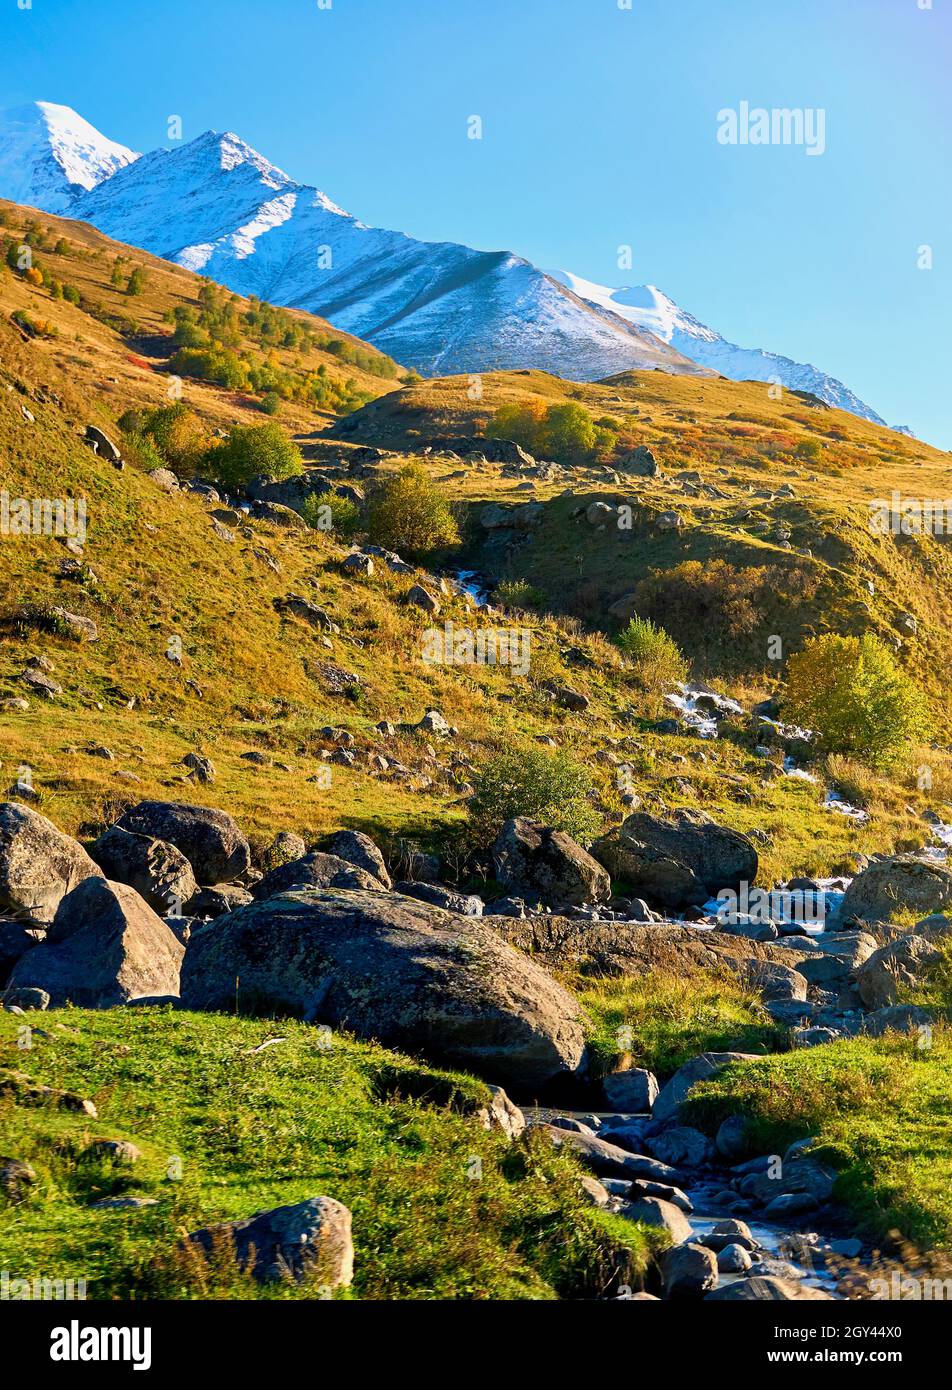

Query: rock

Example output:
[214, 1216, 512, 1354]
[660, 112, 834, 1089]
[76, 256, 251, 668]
[661, 1243, 719, 1298]
[863, 1004, 933, 1037]
[493, 818, 611, 907]
[395, 882, 483, 915]
[186, 884, 254, 918]
[840, 856, 952, 925]
[148, 467, 179, 492]
[182, 752, 216, 784]
[8, 877, 184, 1007]
[585, 501, 617, 527]
[181, 888, 587, 1088]
[706, 1276, 832, 1301]
[655, 510, 684, 532]
[619, 445, 659, 477]
[252, 852, 385, 899]
[629, 1179, 693, 1213]
[267, 831, 307, 865]
[0, 922, 44, 984]
[20, 667, 61, 698]
[342, 552, 375, 576]
[2, 985, 48, 1011]
[762, 1192, 819, 1218]
[89, 826, 197, 915]
[621, 1196, 693, 1242]
[84, 424, 122, 463]
[592, 810, 758, 911]
[81, 1139, 142, 1166]
[416, 709, 452, 736]
[186, 1196, 353, 1286]
[715, 1114, 750, 1160]
[479, 501, 544, 530]
[480, 1085, 526, 1140]
[718, 1243, 753, 1273]
[407, 584, 441, 615]
[1, 1069, 97, 1117]
[115, 802, 251, 886]
[579, 1175, 612, 1207]
[744, 1157, 835, 1206]
[324, 830, 391, 889]
[653, 1051, 761, 1124]
[602, 1068, 659, 1113]
[0, 1156, 37, 1203]
[541, 1127, 680, 1182]
[854, 935, 941, 1009]
[48, 607, 97, 643]
[0, 803, 104, 926]
[542, 682, 589, 712]
[646, 1125, 712, 1169]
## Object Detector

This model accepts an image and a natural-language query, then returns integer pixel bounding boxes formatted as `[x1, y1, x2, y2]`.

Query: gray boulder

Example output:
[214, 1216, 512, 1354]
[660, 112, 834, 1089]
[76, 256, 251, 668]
[115, 802, 250, 885]
[621, 1195, 693, 1242]
[89, 826, 197, 915]
[592, 809, 757, 911]
[541, 1126, 680, 1182]
[8, 877, 184, 1007]
[324, 829, 391, 889]
[653, 1051, 761, 1124]
[602, 1067, 659, 1113]
[706, 1276, 832, 1301]
[252, 852, 384, 899]
[0, 920, 44, 983]
[853, 935, 941, 1009]
[394, 882, 483, 915]
[646, 1125, 713, 1169]
[661, 1243, 718, 1298]
[840, 856, 952, 925]
[186, 1196, 353, 1286]
[493, 818, 611, 907]
[0, 803, 103, 926]
[180, 888, 587, 1088]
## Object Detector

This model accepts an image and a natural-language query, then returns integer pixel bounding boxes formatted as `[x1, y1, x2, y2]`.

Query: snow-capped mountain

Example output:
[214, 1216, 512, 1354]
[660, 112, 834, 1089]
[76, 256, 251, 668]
[0, 101, 138, 214]
[549, 273, 885, 425]
[62, 125, 703, 381]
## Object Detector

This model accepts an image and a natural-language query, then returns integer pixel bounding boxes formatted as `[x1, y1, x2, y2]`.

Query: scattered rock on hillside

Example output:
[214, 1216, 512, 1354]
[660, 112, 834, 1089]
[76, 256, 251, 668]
[619, 445, 660, 477]
[8, 876, 185, 1007]
[180, 888, 588, 1088]
[186, 1196, 354, 1287]
[0, 1155, 37, 1202]
[89, 826, 197, 916]
[653, 1052, 762, 1124]
[251, 852, 385, 899]
[114, 802, 251, 886]
[853, 934, 942, 1009]
[148, 467, 179, 492]
[493, 818, 611, 907]
[592, 810, 758, 911]
[324, 830, 391, 889]
[394, 881, 483, 915]
[0, 803, 104, 926]
[839, 855, 952, 925]
[182, 752, 216, 785]
[407, 584, 440, 615]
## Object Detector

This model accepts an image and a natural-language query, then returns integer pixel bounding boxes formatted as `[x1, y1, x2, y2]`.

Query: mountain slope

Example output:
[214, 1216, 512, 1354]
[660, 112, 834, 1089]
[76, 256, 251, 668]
[550, 273, 886, 425]
[0, 101, 138, 213]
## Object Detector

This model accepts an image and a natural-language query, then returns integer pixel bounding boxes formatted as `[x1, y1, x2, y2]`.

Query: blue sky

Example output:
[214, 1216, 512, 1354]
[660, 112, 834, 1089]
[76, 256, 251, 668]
[1, 0, 949, 444]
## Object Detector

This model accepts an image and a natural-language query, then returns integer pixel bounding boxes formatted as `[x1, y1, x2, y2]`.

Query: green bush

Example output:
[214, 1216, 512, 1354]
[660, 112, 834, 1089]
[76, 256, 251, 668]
[204, 421, 303, 490]
[616, 616, 688, 709]
[785, 633, 929, 768]
[137, 403, 209, 476]
[495, 579, 544, 612]
[259, 390, 281, 416]
[365, 463, 459, 557]
[487, 400, 615, 467]
[469, 746, 600, 846]
[301, 490, 361, 538]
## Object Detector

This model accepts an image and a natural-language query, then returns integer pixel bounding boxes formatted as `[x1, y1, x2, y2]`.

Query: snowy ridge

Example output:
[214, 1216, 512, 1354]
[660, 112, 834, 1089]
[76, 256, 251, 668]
[0, 101, 138, 213]
[550, 272, 885, 424]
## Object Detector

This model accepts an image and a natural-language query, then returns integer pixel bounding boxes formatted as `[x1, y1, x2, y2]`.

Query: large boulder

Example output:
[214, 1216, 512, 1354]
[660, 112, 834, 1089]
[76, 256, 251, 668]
[324, 830, 391, 889]
[0, 803, 103, 926]
[653, 1051, 761, 1124]
[706, 1276, 833, 1301]
[839, 855, 952, 925]
[492, 819, 611, 906]
[853, 935, 942, 1009]
[180, 888, 587, 1088]
[114, 802, 250, 885]
[660, 1243, 718, 1298]
[8, 877, 184, 1007]
[592, 810, 757, 910]
[0, 920, 44, 984]
[251, 852, 384, 900]
[186, 1196, 353, 1286]
[89, 826, 197, 915]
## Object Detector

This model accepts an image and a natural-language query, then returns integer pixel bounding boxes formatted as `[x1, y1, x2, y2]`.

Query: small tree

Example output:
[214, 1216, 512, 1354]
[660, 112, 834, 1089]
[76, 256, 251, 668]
[301, 490, 361, 538]
[126, 266, 147, 296]
[365, 463, 459, 557]
[469, 746, 600, 846]
[785, 633, 929, 768]
[140, 403, 209, 476]
[204, 421, 303, 489]
[617, 615, 688, 711]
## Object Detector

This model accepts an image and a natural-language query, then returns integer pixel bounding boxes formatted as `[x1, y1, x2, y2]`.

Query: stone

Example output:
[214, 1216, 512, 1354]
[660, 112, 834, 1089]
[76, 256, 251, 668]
[342, 552, 375, 576]
[715, 1114, 750, 1160]
[646, 1125, 712, 1169]
[762, 1192, 819, 1218]
[718, 1243, 753, 1273]
[854, 935, 942, 1009]
[0, 922, 44, 984]
[0, 1156, 37, 1203]
[148, 467, 179, 492]
[629, 1178, 693, 1213]
[49, 608, 97, 643]
[541, 1127, 680, 1182]
[407, 584, 441, 615]
[863, 1004, 933, 1038]
[579, 1175, 611, 1207]
[186, 885, 254, 918]
[493, 818, 611, 907]
[181, 889, 588, 1088]
[653, 1052, 761, 1124]
[621, 1196, 693, 1242]
[186, 1196, 354, 1286]
[619, 445, 659, 477]
[660, 1243, 719, 1298]
[602, 1067, 659, 1113]
[395, 882, 483, 915]
[705, 1276, 833, 1301]
[115, 801, 251, 886]
[592, 809, 758, 911]
[840, 856, 952, 925]
[416, 709, 452, 736]
[324, 829, 392, 889]
[81, 1139, 142, 1166]
[2, 985, 49, 1011]
[252, 852, 385, 899]
[0, 803, 103, 926]
[84, 425, 122, 463]
[89, 826, 197, 916]
[480, 1085, 526, 1141]
[267, 831, 307, 865]
[8, 877, 185, 1007]
[182, 752, 216, 784]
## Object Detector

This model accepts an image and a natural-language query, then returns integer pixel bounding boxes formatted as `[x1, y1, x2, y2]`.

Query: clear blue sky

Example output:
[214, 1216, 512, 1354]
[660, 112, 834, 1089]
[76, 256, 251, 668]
[1, 0, 949, 444]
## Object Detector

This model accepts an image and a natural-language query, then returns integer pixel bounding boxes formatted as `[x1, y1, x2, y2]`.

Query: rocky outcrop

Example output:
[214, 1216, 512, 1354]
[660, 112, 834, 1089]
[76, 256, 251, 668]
[0, 803, 103, 926]
[180, 888, 588, 1088]
[492, 819, 611, 907]
[115, 802, 250, 885]
[186, 1196, 353, 1286]
[839, 856, 952, 925]
[8, 877, 184, 1007]
[592, 810, 758, 911]
[89, 826, 197, 915]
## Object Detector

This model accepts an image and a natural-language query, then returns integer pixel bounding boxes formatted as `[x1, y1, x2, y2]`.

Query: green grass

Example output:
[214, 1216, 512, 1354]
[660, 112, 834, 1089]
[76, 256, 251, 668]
[574, 967, 786, 1076]
[682, 1029, 952, 1251]
[0, 1008, 661, 1300]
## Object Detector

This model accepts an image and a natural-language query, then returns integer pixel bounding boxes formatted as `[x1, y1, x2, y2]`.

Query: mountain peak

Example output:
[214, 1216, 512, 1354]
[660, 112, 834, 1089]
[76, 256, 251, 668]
[0, 99, 138, 213]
